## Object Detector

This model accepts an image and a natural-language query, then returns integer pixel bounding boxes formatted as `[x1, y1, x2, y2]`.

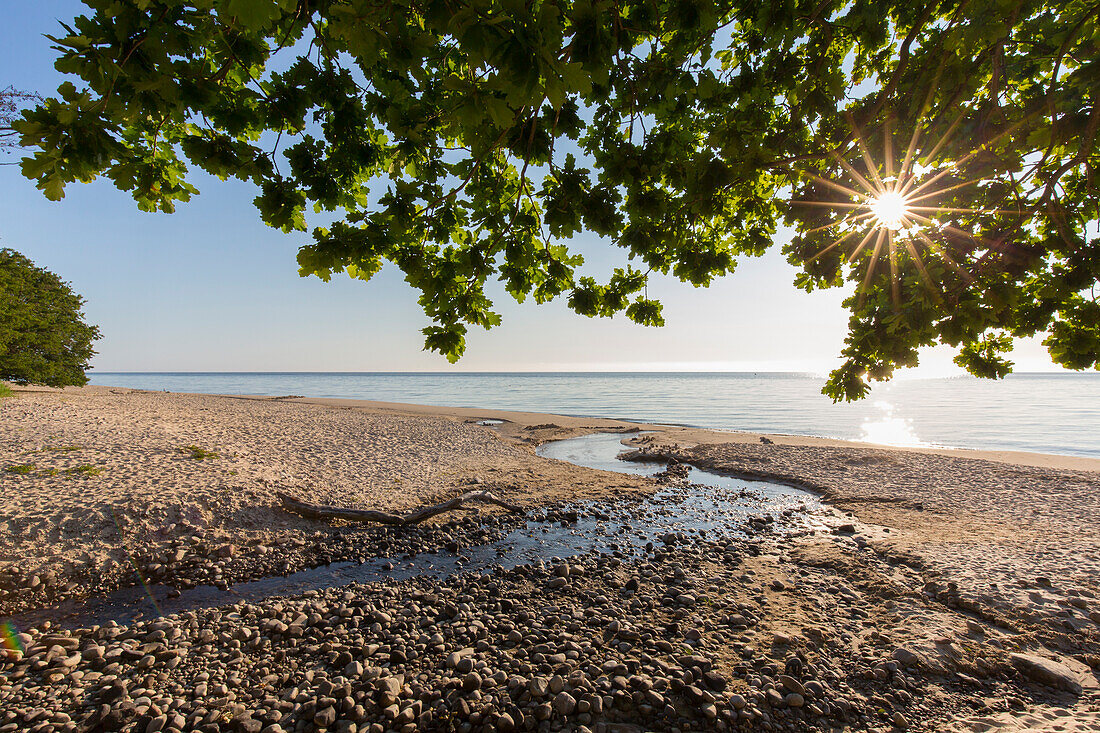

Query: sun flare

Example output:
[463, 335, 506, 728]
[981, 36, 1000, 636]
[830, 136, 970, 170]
[869, 191, 909, 231]
[791, 109, 1016, 308]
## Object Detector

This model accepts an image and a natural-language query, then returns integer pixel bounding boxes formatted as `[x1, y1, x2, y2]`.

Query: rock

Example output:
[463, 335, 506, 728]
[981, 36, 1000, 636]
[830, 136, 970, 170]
[1009, 653, 1083, 694]
[702, 671, 727, 692]
[892, 710, 909, 729]
[785, 693, 805, 708]
[892, 647, 925, 668]
[447, 648, 473, 668]
[314, 707, 337, 729]
[462, 671, 482, 692]
[376, 676, 402, 697]
[729, 693, 747, 710]
[553, 691, 576, 715]
[778, 675, 805, 695]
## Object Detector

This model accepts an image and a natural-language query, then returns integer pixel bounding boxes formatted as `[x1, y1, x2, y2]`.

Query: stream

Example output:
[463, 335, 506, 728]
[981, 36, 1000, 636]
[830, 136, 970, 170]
[16, 432, 818, 629]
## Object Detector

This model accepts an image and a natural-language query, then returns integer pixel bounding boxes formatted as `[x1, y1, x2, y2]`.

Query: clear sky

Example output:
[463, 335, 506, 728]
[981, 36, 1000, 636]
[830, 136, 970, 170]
[0, 2, 1062, 374]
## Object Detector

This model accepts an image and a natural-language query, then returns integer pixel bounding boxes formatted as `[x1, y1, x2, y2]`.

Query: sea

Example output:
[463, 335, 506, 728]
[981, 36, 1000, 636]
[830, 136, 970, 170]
[90, 372, 1100, 458]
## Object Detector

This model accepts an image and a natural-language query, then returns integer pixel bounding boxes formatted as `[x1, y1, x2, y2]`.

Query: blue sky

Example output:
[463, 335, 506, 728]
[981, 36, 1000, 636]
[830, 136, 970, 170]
[0, 1, 1061, 374]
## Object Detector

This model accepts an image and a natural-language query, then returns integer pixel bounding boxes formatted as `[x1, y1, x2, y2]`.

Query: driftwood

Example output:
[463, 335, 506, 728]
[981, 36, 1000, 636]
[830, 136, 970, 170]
[276, 490, 524, 526]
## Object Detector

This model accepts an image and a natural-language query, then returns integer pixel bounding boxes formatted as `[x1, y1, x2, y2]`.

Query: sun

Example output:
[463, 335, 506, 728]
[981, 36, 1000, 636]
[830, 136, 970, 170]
[869, 191, 909, 231]
[790, 110, 1017, 308]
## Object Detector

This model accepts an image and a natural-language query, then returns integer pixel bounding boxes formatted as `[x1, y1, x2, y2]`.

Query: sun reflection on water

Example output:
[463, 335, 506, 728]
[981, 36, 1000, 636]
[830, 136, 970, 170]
[860, 401, 925, 447]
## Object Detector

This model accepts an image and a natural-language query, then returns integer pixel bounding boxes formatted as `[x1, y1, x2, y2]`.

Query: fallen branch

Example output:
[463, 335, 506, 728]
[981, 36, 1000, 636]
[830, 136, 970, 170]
[276, 490, 524, 525]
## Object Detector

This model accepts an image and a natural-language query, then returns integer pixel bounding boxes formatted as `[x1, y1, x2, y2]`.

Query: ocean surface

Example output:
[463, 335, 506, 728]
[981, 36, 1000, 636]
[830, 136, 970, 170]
[90, 372, 1100, 458]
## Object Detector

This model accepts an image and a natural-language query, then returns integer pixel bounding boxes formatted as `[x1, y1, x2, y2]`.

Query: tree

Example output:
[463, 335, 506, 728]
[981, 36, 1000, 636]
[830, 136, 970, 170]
[1, 87, 41, 153]
[0, 249, 101, 387]
[13, 0, 1099, 399]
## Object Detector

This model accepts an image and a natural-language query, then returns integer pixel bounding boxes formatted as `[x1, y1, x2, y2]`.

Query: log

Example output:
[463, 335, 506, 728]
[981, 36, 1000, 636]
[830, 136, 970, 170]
[276, 490, 524, 525]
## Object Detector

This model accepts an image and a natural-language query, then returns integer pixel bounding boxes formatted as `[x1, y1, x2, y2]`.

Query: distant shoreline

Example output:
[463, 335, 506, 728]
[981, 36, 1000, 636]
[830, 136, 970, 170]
[78, 370, 1100, 460]
[80, 382, 1100, 473]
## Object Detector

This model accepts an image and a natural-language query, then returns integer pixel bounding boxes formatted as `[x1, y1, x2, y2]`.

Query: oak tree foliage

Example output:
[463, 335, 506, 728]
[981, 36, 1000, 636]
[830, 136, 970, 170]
[0, 249, 101, 387]
[15, 0, 1100, 399]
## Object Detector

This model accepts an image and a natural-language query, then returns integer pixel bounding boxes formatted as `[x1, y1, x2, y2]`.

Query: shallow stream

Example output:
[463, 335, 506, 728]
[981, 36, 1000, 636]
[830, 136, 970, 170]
[18, 433, 816, 629]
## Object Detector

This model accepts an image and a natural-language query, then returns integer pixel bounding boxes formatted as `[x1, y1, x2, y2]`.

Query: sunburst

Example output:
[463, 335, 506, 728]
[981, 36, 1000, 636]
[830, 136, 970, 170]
[792, 109, 1026, 308]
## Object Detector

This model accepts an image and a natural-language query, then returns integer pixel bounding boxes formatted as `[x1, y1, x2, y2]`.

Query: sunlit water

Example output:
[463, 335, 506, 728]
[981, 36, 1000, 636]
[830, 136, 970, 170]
[91, 371, 1100, 457]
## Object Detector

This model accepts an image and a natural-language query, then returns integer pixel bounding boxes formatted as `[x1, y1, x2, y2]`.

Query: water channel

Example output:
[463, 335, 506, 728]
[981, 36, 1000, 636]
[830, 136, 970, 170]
[16, 433, 817, 629]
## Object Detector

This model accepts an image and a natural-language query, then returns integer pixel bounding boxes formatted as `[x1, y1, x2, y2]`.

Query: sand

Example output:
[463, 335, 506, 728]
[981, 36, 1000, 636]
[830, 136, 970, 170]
[2, 384, 1099, 731]
[0, 387, 654, 614]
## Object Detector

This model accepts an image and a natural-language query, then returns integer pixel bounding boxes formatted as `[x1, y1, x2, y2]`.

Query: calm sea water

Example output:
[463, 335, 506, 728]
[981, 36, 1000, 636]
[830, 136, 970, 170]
[90, 372, 1100, 457]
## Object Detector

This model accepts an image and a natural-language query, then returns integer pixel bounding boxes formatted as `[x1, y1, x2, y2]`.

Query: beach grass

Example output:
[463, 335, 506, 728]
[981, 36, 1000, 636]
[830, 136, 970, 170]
[0, 383, 12, 399]
[64, 464, 102, 476]
[179, 445, 219, 460]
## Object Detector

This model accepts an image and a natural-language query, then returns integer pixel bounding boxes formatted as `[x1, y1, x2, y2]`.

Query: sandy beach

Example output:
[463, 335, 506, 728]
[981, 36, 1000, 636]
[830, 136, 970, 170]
[1, 385, 1098, 732]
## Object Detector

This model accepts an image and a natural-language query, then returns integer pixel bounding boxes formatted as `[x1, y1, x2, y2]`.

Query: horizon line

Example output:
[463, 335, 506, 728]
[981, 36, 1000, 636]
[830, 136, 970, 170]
[89, 369, 1081, 375]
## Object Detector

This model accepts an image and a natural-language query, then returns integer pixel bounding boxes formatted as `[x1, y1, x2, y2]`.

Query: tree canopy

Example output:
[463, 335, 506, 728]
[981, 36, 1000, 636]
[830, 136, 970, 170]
[14, 0, 1099, 399]
[0, 248, 101, 387]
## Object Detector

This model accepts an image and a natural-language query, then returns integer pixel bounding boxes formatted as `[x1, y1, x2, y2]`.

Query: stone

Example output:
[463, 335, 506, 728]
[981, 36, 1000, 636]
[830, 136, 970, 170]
[778, 675, 805, 695]
[892, 647, 925, 668]
[1009, 654, 1083, 694]
[553, 691, 576, 715]
[785, 693, 804, 708]
[462, 672, 482, 692]
[376, 676, 402, 697]
[447, 648, 474, 668]
[702, 671, 727, 692]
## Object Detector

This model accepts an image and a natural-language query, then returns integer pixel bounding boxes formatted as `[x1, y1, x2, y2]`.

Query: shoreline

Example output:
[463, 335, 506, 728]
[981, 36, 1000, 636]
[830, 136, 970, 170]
[2, 385, 1099, 732]
[87, 384, 1100, 472]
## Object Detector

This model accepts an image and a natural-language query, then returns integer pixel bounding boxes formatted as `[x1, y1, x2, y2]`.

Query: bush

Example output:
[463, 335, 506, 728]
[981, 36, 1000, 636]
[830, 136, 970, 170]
[0, 249, 100, 386]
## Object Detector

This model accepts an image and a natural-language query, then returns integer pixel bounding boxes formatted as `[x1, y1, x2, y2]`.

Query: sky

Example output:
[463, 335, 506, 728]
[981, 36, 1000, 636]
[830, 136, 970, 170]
[0, 2, 1064, 375]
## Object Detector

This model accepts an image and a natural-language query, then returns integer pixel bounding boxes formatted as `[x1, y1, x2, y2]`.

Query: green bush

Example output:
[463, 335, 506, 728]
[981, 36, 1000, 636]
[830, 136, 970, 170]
[0, 249, 100, 387]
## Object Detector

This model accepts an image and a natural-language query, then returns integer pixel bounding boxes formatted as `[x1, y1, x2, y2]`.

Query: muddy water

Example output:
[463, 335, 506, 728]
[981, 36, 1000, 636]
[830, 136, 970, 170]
[18, 433, 817, 629]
